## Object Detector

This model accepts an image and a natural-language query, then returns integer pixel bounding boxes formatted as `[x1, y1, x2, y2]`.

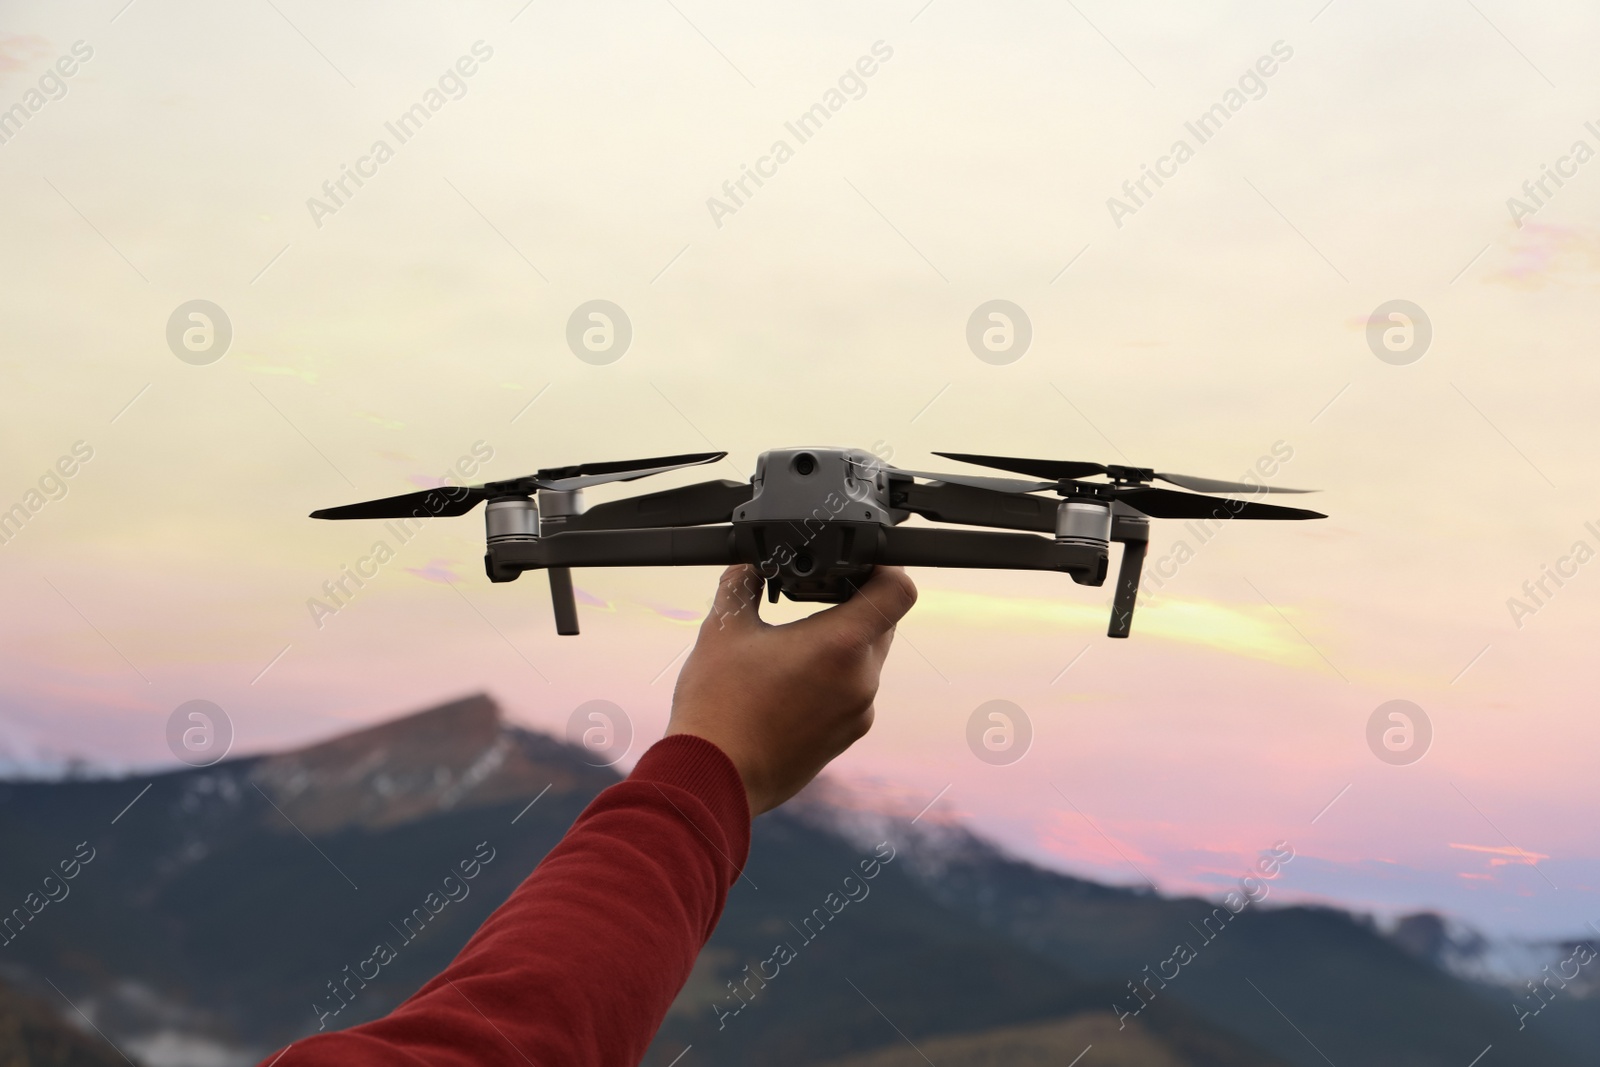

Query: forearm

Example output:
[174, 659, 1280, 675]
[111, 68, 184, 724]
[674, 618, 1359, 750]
[267, 734, 750, 1067]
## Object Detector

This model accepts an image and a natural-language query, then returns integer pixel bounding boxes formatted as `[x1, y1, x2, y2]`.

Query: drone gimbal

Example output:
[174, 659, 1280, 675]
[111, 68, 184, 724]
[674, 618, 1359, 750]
[312, 447, 1324, 639]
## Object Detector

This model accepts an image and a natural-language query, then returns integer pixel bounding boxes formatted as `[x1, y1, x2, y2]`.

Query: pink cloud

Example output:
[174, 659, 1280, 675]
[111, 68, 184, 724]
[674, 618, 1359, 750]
[404, 559, 462, 584]
[1037, 809, 1159, 877]
[1491, 222, 1600, 288]
[1449, 843, 1549, 867]
[0, 35, 50, 78]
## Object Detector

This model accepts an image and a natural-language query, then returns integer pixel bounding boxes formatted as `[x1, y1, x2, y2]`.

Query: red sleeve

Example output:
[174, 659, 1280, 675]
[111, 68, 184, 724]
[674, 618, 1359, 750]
[261, 734, 751, 1067]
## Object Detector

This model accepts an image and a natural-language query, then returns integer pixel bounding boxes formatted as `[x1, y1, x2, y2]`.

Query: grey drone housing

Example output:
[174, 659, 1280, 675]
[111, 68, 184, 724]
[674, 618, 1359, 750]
[732, 447, 896, 602]
[310, 444, 1323, 640]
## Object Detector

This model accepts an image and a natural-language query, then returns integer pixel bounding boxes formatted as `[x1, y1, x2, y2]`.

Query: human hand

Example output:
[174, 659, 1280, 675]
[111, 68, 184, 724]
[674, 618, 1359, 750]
[666, 564, 918, 816]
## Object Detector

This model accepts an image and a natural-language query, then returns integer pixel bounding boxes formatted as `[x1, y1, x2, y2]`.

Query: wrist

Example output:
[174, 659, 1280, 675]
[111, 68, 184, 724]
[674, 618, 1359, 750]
[655, 727, 761, 819]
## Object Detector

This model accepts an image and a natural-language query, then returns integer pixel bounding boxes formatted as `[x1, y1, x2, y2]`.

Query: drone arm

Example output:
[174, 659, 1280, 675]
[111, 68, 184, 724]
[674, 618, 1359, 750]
[891, 480, 1056, 533]
[488, 526, 738, 580]
[877, 526, 1106, 585]
[568, 480, 751, 531]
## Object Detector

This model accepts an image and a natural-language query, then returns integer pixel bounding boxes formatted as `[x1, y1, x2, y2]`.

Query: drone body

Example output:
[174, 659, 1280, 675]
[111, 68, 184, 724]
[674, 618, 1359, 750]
[312, 446, 1324, 639]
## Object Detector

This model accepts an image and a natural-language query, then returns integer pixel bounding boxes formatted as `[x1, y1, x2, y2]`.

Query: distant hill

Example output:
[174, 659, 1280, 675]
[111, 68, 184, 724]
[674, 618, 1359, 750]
[783, 783, 1596, 1067]
[0, 694, 1588, 1066]
[0, 695, 620, 1063]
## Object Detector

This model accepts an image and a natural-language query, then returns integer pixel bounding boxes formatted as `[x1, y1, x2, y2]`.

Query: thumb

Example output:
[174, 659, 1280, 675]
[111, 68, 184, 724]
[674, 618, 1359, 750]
[703, 564, 764, 634]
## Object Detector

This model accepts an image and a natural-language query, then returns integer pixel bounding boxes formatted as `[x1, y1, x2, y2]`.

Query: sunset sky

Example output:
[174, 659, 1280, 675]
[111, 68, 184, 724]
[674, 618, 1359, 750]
[2, 0, 1598, 940]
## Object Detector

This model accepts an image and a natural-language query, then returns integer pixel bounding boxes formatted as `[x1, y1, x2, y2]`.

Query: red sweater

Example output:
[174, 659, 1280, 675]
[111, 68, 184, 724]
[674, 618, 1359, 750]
[261, 734, 750, 1067]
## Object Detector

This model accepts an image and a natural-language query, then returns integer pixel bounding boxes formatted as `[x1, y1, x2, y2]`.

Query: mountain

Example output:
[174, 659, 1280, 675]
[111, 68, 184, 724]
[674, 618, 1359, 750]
[0, 694, 1588, 1066]
[0, 694, 616, 1064]
[786, 785, 1590, 1067]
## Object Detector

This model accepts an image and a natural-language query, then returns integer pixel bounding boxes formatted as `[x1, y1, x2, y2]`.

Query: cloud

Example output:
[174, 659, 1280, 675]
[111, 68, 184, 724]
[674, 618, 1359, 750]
[1037, 809, 1159, 882]
[0, 34, 50, 78]
[404, 559, 461, 584]
[1490, 222, 1600, 289]
[795, 775, 970, 828]
[913, 588, 1319, 666]
[1449, 842, 1550, 867]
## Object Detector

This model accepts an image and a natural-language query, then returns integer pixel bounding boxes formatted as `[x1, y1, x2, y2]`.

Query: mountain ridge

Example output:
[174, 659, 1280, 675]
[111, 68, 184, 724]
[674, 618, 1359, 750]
[0, 693, 1591, 1067]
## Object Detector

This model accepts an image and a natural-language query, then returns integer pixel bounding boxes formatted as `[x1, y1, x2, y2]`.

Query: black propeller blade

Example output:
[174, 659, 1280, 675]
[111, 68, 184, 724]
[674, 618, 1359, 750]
[933, 452, 1106, 482]
[1152, 472, 1313, 495]
[1113, 486, 1324, 521]
[521, 452, 727, 491]
[933, 451, 1316, 495]
[885, 466, 1057, 494]
[310, 485, 487, 521]
[310, 451, 727, 520]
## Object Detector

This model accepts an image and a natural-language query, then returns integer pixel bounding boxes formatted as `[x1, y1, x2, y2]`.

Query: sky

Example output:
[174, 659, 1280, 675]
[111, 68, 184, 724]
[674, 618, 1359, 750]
[2, 0, 1598, 940]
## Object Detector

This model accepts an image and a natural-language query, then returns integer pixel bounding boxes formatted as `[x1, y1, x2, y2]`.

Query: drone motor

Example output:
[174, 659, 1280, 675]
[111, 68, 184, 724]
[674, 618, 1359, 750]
[484, 497, 538, 543]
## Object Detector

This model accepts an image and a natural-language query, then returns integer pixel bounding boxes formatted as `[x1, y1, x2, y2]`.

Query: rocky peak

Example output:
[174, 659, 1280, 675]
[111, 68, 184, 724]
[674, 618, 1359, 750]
[250, 693, 614, 834]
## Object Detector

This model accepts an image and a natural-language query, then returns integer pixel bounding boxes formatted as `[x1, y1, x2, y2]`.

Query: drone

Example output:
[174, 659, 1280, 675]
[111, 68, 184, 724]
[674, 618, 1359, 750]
[311, 447, 1324, 638]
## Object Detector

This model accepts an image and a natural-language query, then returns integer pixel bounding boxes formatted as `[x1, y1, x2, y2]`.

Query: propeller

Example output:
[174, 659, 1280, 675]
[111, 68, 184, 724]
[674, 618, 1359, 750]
[932, 453, 1106, 482]
[933, 452, 1315, 496]
[928, 452, 1324, 520]
[1112, 486, 1324, 521]
[310, 451, 727, 520]
[883, 466, 1057, 495]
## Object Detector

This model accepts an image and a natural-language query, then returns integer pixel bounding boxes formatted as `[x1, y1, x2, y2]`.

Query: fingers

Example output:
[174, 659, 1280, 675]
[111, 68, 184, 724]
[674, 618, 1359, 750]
[704, 564, 764, 633]
[806, 566, 918, 645]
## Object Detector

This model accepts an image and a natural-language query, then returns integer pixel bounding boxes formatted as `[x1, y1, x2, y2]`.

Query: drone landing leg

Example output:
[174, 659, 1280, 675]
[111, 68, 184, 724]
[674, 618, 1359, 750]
[1107, 539, 1147, 639]
[548, 567, 580, 636]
